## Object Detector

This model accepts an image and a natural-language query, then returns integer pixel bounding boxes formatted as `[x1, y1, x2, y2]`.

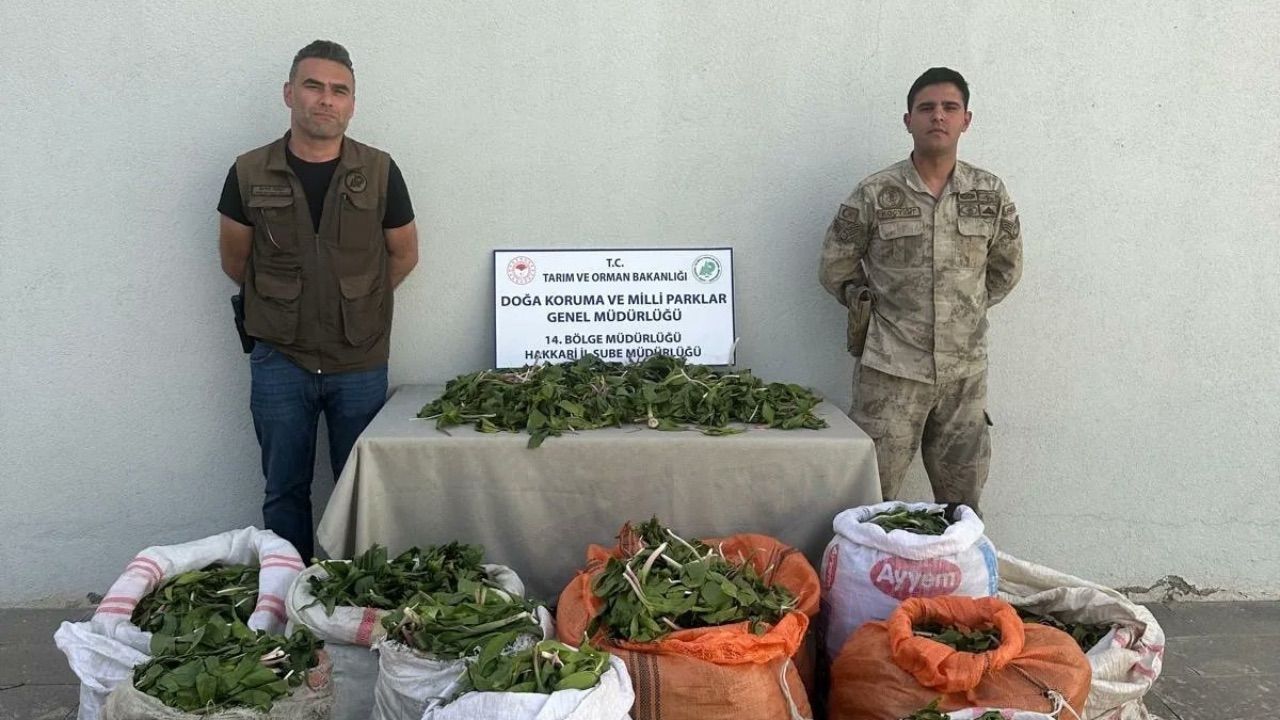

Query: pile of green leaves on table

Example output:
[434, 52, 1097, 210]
[305, 542, 486, 614]
[867, 505, 953, 535]
[1016, 607, 1115, 652]
[912, 623, 1002, 652]
[128, 565, 323, 713]
[380, 577, 545, 659]
[418, 354, 827, 448]
[904, 699, 1002, 720]
[589, 518, 797, 643]
[463, 638, 612, 694]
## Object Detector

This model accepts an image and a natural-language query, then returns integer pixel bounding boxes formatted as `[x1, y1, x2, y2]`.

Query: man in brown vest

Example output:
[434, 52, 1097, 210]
[217, 40, 419, 559]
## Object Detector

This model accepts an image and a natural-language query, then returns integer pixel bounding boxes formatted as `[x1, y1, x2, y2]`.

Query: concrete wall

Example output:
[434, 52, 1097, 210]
[2, 2, 1277, 604]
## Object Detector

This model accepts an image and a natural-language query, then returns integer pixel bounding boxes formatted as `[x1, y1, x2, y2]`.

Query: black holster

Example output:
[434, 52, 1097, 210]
[231, 288, 255, 353]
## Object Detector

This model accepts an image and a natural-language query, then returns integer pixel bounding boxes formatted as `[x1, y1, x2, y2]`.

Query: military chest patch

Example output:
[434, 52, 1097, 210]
[251, 185, 292, 197]
[958, 189, 999, 219]
[875, 207, 922, 220]
[344, 170, 367, 193]
[877, 186, 905, 209]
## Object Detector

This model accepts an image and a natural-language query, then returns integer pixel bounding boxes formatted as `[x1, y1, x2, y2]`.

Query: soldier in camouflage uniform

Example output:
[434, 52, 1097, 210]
[819, 67, 1022, 514]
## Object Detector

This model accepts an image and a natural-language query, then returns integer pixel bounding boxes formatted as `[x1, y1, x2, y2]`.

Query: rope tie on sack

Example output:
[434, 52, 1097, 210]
[1010, 664, 1082, 720]
[776, 659, 812, 720]
[1046, 690, 1083, 720]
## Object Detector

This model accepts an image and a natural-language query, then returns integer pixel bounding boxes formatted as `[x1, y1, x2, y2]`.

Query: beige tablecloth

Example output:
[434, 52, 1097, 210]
[317, 384, 880, 601]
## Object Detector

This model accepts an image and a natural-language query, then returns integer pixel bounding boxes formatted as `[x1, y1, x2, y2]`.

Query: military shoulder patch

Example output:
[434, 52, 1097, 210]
[999, 214, 1021, 240]
[832, 204, 865, 244]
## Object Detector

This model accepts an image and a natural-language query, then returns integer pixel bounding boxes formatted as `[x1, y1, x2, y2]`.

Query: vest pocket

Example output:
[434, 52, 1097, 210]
[339, 272, 385, 345]
[339, 189, 379, 248]
[250, 270, 301, 344]
[247, 195, 297, 254]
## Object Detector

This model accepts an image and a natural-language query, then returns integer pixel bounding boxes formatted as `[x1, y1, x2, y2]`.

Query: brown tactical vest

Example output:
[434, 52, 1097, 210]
[236, 135, 392, 374]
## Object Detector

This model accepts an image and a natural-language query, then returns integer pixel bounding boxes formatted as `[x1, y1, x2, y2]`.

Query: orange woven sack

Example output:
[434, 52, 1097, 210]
[557, 532, 820, 720]
[829, 596, 1091, 720]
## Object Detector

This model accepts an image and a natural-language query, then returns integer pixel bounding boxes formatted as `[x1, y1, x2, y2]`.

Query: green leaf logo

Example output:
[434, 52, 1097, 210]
[692, 255, 722, 283]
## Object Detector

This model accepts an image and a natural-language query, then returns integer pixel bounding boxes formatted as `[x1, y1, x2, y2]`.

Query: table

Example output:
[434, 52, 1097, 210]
[317, 384, 880, 601]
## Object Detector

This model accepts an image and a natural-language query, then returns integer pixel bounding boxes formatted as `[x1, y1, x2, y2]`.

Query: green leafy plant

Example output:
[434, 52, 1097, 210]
[903, 699, 1002, 720]
[912, 623, 1002, 652]
[131, 564, 259, 635]
[129, 563, 324, 712]
[867, 506, 952, 535]
[418, 354, 826, 448]
[380, 578, 544, 659]
[134, 625, 322, 713]
[589, 518, 797, 642]
[463, 638, 611, 694]
[1016, 607, 1115, 652]
[305, 543, 486, 614]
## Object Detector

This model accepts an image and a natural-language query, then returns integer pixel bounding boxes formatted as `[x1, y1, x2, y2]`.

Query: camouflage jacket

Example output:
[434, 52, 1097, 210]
[819, 157, 1022, 384]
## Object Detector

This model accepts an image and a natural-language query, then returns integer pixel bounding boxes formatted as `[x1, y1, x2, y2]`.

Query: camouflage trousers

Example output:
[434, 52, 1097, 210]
[850, 364, 991, 514]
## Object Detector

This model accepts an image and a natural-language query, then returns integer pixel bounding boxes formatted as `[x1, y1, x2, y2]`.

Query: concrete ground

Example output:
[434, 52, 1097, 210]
[3, 602, 1277, 719]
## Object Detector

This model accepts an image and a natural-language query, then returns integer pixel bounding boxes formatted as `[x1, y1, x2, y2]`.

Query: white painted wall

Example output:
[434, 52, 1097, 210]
[2, 2, 1277, 605]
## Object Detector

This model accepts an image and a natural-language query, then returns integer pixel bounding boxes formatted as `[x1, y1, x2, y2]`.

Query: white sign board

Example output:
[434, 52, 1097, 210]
[494, 248, 735, 367]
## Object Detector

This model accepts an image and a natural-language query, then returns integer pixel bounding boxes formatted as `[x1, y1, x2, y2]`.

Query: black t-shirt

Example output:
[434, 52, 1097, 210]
[217, 146, 414, 232]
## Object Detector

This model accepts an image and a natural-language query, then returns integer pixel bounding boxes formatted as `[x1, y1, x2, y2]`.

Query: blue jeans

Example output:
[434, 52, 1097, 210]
[249, 343, 388, 560]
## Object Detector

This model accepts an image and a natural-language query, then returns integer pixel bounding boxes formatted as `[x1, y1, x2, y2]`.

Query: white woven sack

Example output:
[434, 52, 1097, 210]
[285, 563, 386, 720]
[820, 501, 998, 659]
[56, 527, 305, 720]
[289, 562, 526, 720]
[420, 653, 634, 720]
[370, 564, 552, 720]
[997, 551, 1164, 720]
[319, 644, 378, 720]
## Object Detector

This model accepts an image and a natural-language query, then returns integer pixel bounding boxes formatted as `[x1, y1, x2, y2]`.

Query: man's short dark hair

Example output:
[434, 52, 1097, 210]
[907, 67, 969, 110]
[290, 40, 353, 81]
